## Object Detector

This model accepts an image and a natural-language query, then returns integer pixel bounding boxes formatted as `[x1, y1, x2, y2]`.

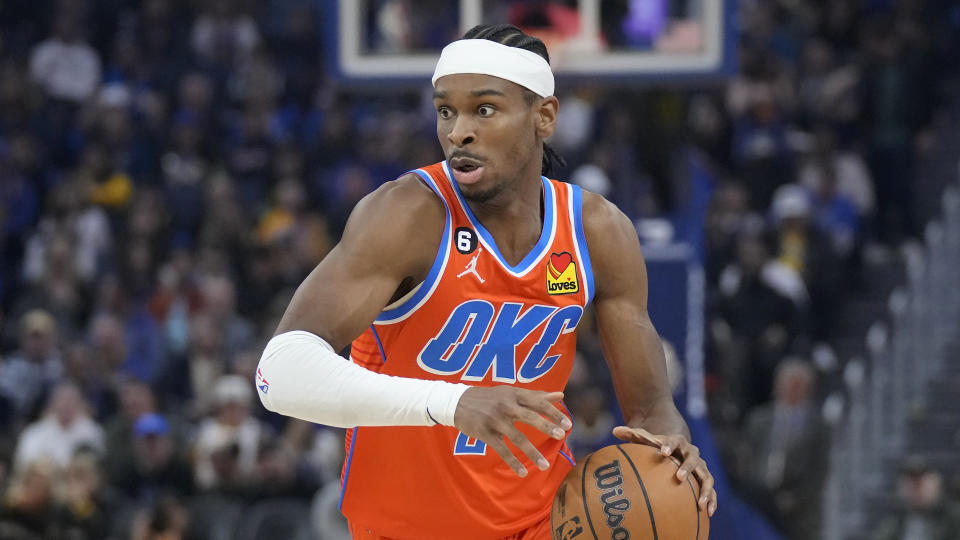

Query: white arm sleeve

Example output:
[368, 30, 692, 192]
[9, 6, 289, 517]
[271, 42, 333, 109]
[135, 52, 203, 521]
[255, 330, 469, 428]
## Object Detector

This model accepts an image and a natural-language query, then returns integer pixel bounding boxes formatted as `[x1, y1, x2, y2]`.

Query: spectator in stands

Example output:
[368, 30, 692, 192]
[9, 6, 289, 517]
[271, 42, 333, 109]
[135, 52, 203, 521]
[0, 458, 58, 539]
[91, 273, 165, 385]
[0, 137, 41, 311]
[13, 382, 104, 469]
[192, 375, 270, 495]
[769, 183, 841, 339]
[806, 167, 860, 259]
[163, 112, 209, 241]
[256, 178, 333, 276]
[103, 381, 156, 479]
[196, 172, 250, 264]
[551, 89, 597, 163]
[191, 0, 260, 67]
[859, 15, 927, 244]
[38, 179, 112, 288]
[798, 127, 875, 224]
[17, 226, 88, 339]
[172, 71, 216, 148]
[324, 163, 376, 240]
[122, 192, 166, 295]
[737, 360, 829, 540]
[54, 450, 111, 540]
[198, 273, 254, 358]
[87, 311, 128, 376]
[726, 47, 796, 210]
[249, 438, 318, 501]
[28, 13, 101, 104]
[62, 340, 117, 421]
[225, 105, 275, 209]
[73, 142, 134, 213]
[688, 91, 733, 172]
[714, 230, 807, 416]
[0, 310, 63, 423]
[108, 413, 193, 503]
[129, 496, 190, 540]
[870, 456, 960, 540]
[0, 61, 33, 138]
[797, 128, 871, 286]
[92, 84, 147, 179]
[157, 311, 225, 417]
[796, 38, 859, 128]
[149, 251, 204, 358]
[704, 181, 754, 284]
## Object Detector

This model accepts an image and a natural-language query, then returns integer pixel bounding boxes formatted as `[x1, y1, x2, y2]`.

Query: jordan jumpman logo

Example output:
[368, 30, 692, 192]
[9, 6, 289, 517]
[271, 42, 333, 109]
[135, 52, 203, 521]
[457, 246, 485, 283]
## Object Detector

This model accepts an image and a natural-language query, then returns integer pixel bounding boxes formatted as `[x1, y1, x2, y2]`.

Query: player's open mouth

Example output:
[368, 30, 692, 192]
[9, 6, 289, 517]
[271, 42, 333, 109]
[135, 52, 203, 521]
[450, 157, 485, 185]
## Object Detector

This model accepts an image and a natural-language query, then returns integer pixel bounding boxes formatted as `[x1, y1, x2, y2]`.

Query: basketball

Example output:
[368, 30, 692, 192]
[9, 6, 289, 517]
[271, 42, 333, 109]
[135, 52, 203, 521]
[551, 444, 709, 540]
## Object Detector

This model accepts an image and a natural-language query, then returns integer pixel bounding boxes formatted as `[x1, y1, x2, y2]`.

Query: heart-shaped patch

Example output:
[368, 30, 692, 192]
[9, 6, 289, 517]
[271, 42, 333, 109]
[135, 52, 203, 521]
[550, 252, 572, 273]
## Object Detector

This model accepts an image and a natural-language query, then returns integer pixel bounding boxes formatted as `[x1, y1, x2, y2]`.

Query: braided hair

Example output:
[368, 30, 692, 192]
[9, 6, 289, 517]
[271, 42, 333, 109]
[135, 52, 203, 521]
[461, 24, 567, 178]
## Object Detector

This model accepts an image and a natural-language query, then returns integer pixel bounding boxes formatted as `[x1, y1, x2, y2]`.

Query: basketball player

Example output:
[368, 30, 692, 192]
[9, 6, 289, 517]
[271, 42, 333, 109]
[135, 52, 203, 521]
[255, 24, 717, 539]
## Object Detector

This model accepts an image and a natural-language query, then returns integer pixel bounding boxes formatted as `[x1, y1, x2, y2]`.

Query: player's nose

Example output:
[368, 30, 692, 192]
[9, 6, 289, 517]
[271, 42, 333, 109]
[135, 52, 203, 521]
[447, 115, 476, 147]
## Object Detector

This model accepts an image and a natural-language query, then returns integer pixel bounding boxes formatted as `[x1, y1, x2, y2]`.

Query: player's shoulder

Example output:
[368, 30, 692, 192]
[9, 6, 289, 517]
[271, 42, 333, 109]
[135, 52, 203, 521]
[338, 172, 447, 277]
[579, 189, 635, 243]
[348, 172, 446, 235]
[364, 172, 445, 214]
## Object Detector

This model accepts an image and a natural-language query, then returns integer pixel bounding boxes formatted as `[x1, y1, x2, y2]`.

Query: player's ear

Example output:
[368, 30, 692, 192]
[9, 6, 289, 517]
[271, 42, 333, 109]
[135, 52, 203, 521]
[534, 96, 559, 140]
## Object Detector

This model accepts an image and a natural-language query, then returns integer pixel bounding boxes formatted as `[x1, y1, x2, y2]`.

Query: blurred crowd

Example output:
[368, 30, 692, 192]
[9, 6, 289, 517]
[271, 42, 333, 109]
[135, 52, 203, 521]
[0, 0, 958, 539]
[701, 2, 959, 539]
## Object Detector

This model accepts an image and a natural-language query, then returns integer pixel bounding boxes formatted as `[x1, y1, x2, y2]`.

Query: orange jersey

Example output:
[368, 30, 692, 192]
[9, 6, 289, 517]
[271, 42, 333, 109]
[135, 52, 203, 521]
[340, 161, 594, 539]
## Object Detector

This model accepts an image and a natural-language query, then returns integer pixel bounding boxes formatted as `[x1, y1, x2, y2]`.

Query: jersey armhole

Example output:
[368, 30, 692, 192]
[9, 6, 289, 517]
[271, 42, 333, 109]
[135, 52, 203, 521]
[569, 184, 596, 305]
[374, 169, 452, 324]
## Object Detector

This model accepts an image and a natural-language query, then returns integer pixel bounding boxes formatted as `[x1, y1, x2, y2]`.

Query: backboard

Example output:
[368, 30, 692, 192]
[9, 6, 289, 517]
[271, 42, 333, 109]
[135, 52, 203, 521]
[325, 0, 737, 86]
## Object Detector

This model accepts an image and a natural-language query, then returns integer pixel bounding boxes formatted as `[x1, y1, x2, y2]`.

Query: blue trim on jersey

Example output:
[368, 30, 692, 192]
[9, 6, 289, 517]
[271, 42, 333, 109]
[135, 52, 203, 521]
[375, 170, 451, 323]
[370, 325, 387, 363]
[442, 161, 555, 275]
[571, 185, 595, 304]
[557, 401, 576, 467]
[338, 427, 358, 511]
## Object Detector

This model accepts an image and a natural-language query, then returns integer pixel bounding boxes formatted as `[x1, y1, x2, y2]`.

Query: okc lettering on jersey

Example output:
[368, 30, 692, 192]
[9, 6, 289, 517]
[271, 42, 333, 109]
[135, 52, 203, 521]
[418, 300, 583, 383]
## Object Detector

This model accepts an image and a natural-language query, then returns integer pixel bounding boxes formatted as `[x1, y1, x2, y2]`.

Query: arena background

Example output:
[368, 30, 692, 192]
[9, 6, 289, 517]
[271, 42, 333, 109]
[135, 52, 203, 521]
[0, 1, 958, 539]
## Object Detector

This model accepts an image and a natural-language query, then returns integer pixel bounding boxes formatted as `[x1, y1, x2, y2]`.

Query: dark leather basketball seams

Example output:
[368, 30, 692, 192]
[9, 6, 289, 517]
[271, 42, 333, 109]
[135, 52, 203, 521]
[683, 471, 702, 540]
[665, 452, 703, 540]
[615, 445, 659, 540]
[579, 452, 599, 540]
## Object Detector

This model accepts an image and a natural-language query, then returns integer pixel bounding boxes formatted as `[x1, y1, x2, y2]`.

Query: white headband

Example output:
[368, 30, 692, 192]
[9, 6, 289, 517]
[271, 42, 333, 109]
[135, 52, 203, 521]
[432, 39, 554, 98]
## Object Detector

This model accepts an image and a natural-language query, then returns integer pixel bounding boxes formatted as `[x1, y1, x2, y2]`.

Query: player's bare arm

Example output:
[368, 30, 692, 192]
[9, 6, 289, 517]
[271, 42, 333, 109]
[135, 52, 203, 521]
[583, 191, 718, 516]
[261, 173, 569, 476]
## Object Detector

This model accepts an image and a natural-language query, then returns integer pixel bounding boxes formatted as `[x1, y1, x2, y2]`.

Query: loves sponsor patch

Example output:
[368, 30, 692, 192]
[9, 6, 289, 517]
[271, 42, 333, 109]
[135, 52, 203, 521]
[546, 252, 579, 295]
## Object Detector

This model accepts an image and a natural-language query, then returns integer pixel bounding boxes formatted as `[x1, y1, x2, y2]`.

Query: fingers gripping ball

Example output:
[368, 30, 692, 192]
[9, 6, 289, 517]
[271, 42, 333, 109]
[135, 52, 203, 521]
[551, 444, 709, 540]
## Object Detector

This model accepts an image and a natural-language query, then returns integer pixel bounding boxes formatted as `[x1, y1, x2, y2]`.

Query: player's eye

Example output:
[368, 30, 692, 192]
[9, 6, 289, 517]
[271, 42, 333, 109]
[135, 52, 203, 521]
[477, 105, 495, 117]
[437, 107, 453, 120]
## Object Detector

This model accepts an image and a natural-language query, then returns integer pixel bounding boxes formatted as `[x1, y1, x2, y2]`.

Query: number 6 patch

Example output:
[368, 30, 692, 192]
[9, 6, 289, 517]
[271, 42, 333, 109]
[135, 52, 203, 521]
[454, 227, 478, 254]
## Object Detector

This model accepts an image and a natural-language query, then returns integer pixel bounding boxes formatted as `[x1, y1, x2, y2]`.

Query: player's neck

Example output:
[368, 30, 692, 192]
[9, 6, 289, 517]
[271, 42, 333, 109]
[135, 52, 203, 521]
[467, 173, 543, 222]
[465, 150, 545, 221]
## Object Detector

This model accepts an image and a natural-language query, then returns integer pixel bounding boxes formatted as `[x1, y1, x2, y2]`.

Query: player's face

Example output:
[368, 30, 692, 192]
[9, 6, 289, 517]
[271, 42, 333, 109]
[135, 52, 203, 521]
[433, 74, 545, 202]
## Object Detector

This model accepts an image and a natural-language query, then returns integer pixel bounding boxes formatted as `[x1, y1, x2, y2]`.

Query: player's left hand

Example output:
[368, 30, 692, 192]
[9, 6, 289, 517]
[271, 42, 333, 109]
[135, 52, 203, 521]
[612, 426, 717, 517]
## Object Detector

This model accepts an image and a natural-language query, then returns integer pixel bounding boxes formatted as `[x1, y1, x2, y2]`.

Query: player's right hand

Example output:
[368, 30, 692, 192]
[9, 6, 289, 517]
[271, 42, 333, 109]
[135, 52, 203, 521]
[453, 386, 572, 477]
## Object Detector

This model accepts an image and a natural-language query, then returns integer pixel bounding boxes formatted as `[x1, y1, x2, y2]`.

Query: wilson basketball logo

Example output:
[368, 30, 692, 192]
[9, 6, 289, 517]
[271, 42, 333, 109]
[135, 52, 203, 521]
[594, 460, 632, 539]
[547, 252, 579, 295]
